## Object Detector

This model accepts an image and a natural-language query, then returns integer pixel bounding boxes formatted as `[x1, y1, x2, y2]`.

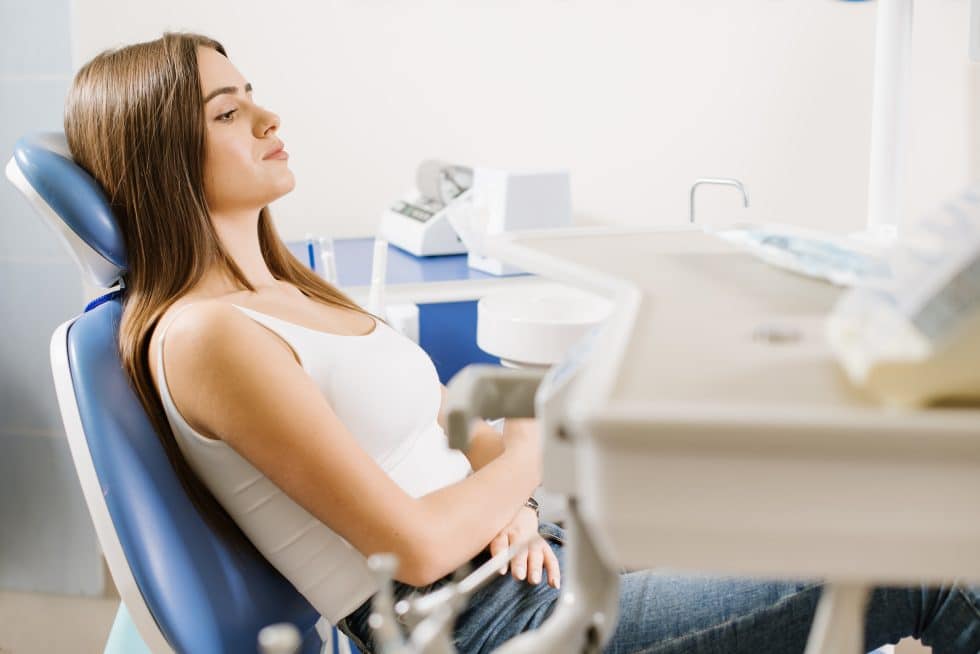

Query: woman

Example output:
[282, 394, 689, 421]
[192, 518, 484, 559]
[63, 32, 979, 654]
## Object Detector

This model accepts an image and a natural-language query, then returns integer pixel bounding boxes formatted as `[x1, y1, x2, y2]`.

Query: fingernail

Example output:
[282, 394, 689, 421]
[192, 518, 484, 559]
[499, 567, 507, 575]
[516, 567, 526, 580]
[555, 579, 561, 589]
[531, 572, 541, 584]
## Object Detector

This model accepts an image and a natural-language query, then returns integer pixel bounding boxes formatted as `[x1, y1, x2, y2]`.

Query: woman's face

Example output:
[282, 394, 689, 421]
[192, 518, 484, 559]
[198, 46, 295, 216]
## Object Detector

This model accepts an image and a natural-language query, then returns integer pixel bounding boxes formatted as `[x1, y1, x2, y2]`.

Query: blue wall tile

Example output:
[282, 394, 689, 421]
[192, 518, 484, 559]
[0, 260, 82, 436]
[1, 78, 72, 261]
[0, 0, 104, 599]
[0, 431, 103, 595]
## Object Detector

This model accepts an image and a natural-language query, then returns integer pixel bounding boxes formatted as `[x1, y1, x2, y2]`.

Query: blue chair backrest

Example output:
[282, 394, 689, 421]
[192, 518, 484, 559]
[7, 132, 324, 653]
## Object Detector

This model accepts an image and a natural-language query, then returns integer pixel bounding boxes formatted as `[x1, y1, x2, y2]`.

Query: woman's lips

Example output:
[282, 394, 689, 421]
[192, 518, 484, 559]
[263, 142, 287, 160]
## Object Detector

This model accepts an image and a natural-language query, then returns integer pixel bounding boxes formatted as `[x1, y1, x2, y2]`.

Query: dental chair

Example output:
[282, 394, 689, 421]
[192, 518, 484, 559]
[5, 132, 359, 654]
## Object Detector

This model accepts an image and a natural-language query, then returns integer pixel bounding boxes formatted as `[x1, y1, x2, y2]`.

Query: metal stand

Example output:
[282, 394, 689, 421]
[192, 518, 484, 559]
[867, 0, 913, 237]
[803, 582, 872, 654]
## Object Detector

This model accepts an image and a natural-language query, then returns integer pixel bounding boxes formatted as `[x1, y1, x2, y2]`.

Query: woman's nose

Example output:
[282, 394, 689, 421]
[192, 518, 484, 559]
[257, 108, 280, 136]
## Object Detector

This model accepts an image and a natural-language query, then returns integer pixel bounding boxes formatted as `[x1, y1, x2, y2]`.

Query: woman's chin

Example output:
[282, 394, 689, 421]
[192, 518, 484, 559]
[271, 172, 297, 200]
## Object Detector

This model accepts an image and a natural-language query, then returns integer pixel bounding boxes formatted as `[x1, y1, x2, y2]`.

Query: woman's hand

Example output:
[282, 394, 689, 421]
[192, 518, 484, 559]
[488, 506, 560, 589]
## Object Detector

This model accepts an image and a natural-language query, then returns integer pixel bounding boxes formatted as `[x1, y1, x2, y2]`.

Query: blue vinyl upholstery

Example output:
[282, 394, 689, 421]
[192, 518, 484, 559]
[67, 298, 324, 653]
[13, 133, 126, 271]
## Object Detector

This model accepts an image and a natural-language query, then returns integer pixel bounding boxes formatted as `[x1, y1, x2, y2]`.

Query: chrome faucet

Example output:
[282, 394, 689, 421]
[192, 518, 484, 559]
[689, 178, 750, 224]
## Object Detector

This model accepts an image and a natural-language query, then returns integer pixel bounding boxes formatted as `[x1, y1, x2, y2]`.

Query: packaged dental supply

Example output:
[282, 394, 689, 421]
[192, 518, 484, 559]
[825, 186, 980, 407]
[707, 222, 893, 289]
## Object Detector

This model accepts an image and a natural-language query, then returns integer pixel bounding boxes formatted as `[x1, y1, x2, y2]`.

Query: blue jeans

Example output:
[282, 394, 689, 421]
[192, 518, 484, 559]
[338, 523, 980, 654]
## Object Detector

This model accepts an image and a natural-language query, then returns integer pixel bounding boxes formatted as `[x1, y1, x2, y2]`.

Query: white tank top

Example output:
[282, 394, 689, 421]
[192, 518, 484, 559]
[154, 303, 473, 624]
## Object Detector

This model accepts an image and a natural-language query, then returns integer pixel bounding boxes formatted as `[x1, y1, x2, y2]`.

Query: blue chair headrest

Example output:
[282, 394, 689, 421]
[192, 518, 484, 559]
[5, 131, 127, 288]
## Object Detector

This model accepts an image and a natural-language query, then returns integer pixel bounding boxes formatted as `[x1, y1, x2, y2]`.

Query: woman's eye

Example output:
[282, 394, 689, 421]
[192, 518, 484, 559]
[217, 109, 237, 122]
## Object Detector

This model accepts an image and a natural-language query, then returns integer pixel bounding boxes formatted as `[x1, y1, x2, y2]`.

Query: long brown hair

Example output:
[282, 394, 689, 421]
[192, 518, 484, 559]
[64, 32, 384, 544]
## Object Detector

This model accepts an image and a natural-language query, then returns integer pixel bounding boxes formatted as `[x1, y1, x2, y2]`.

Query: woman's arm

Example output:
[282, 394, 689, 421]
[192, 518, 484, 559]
[434, 387, 556, 586]
[160, 303, 541, 586]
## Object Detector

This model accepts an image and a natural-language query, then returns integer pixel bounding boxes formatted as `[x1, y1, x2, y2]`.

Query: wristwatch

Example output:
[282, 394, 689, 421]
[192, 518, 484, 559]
[523, 496, 540, 518]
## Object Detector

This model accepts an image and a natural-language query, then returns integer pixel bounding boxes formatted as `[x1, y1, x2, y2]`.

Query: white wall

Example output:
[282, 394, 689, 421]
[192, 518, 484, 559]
[72, 0, 973, 240]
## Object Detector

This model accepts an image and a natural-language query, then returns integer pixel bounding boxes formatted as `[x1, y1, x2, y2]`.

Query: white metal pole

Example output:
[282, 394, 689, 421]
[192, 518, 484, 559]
[971, 0, 980, 62]
[367, 237, 389, 318]
[972, 63, 980, 183]
[802, 582, 872, 654]
[867, 0, 914, 238]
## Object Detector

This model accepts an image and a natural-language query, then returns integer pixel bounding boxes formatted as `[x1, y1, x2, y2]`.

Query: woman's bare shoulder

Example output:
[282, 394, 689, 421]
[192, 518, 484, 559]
[150, 297, 303, 439]
[159, 297, 242, 336]
[152, 297, 233, 352]
[149, 296, 284, 383]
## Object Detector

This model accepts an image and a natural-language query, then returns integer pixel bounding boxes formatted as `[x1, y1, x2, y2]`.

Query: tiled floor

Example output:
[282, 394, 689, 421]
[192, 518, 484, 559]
[0, 589, 118, 654]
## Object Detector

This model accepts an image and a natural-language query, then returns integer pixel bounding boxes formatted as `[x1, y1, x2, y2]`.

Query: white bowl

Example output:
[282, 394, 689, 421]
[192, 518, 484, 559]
[477, 283, 613, 367]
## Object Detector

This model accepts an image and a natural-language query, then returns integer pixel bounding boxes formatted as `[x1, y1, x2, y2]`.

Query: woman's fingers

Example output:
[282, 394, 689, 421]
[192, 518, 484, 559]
[512, 537, 551, 586]
[492, 529, 558, 587]
[505, 528, 529, 581]
[543, 543, 561, 589]
[511, 549, 529, 581]
[490, 532, 510, 574]
[526, 543, 545, 584]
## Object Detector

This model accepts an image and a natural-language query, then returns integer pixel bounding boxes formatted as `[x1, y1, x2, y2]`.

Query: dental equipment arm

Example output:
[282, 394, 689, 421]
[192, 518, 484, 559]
[444, 364, 542, 451]
[366, 363, 621, 654]
[443, 364, 621, 654]
[437, 385, 507, 472]
[367, 535, 540, 654]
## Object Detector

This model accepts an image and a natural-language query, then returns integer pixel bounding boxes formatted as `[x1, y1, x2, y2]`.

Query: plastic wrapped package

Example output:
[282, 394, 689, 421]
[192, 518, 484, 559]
[825, 187, 980, 407]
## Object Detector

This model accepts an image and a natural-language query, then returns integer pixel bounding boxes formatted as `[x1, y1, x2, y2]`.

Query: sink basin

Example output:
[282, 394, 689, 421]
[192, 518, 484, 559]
[477, 282, 613, 368]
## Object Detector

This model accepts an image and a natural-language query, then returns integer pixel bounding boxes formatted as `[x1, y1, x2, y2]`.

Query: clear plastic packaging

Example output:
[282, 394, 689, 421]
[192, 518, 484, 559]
[706, 222, 893, 289]
[825, 187, 980, 407]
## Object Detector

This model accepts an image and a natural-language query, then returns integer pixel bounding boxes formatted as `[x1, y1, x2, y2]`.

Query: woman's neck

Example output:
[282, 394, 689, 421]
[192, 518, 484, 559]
[199, 209, 280, 297]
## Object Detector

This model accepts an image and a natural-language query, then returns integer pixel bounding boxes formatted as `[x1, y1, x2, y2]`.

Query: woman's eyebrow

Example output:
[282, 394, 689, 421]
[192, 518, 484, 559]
[203, 82, 253, 104]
